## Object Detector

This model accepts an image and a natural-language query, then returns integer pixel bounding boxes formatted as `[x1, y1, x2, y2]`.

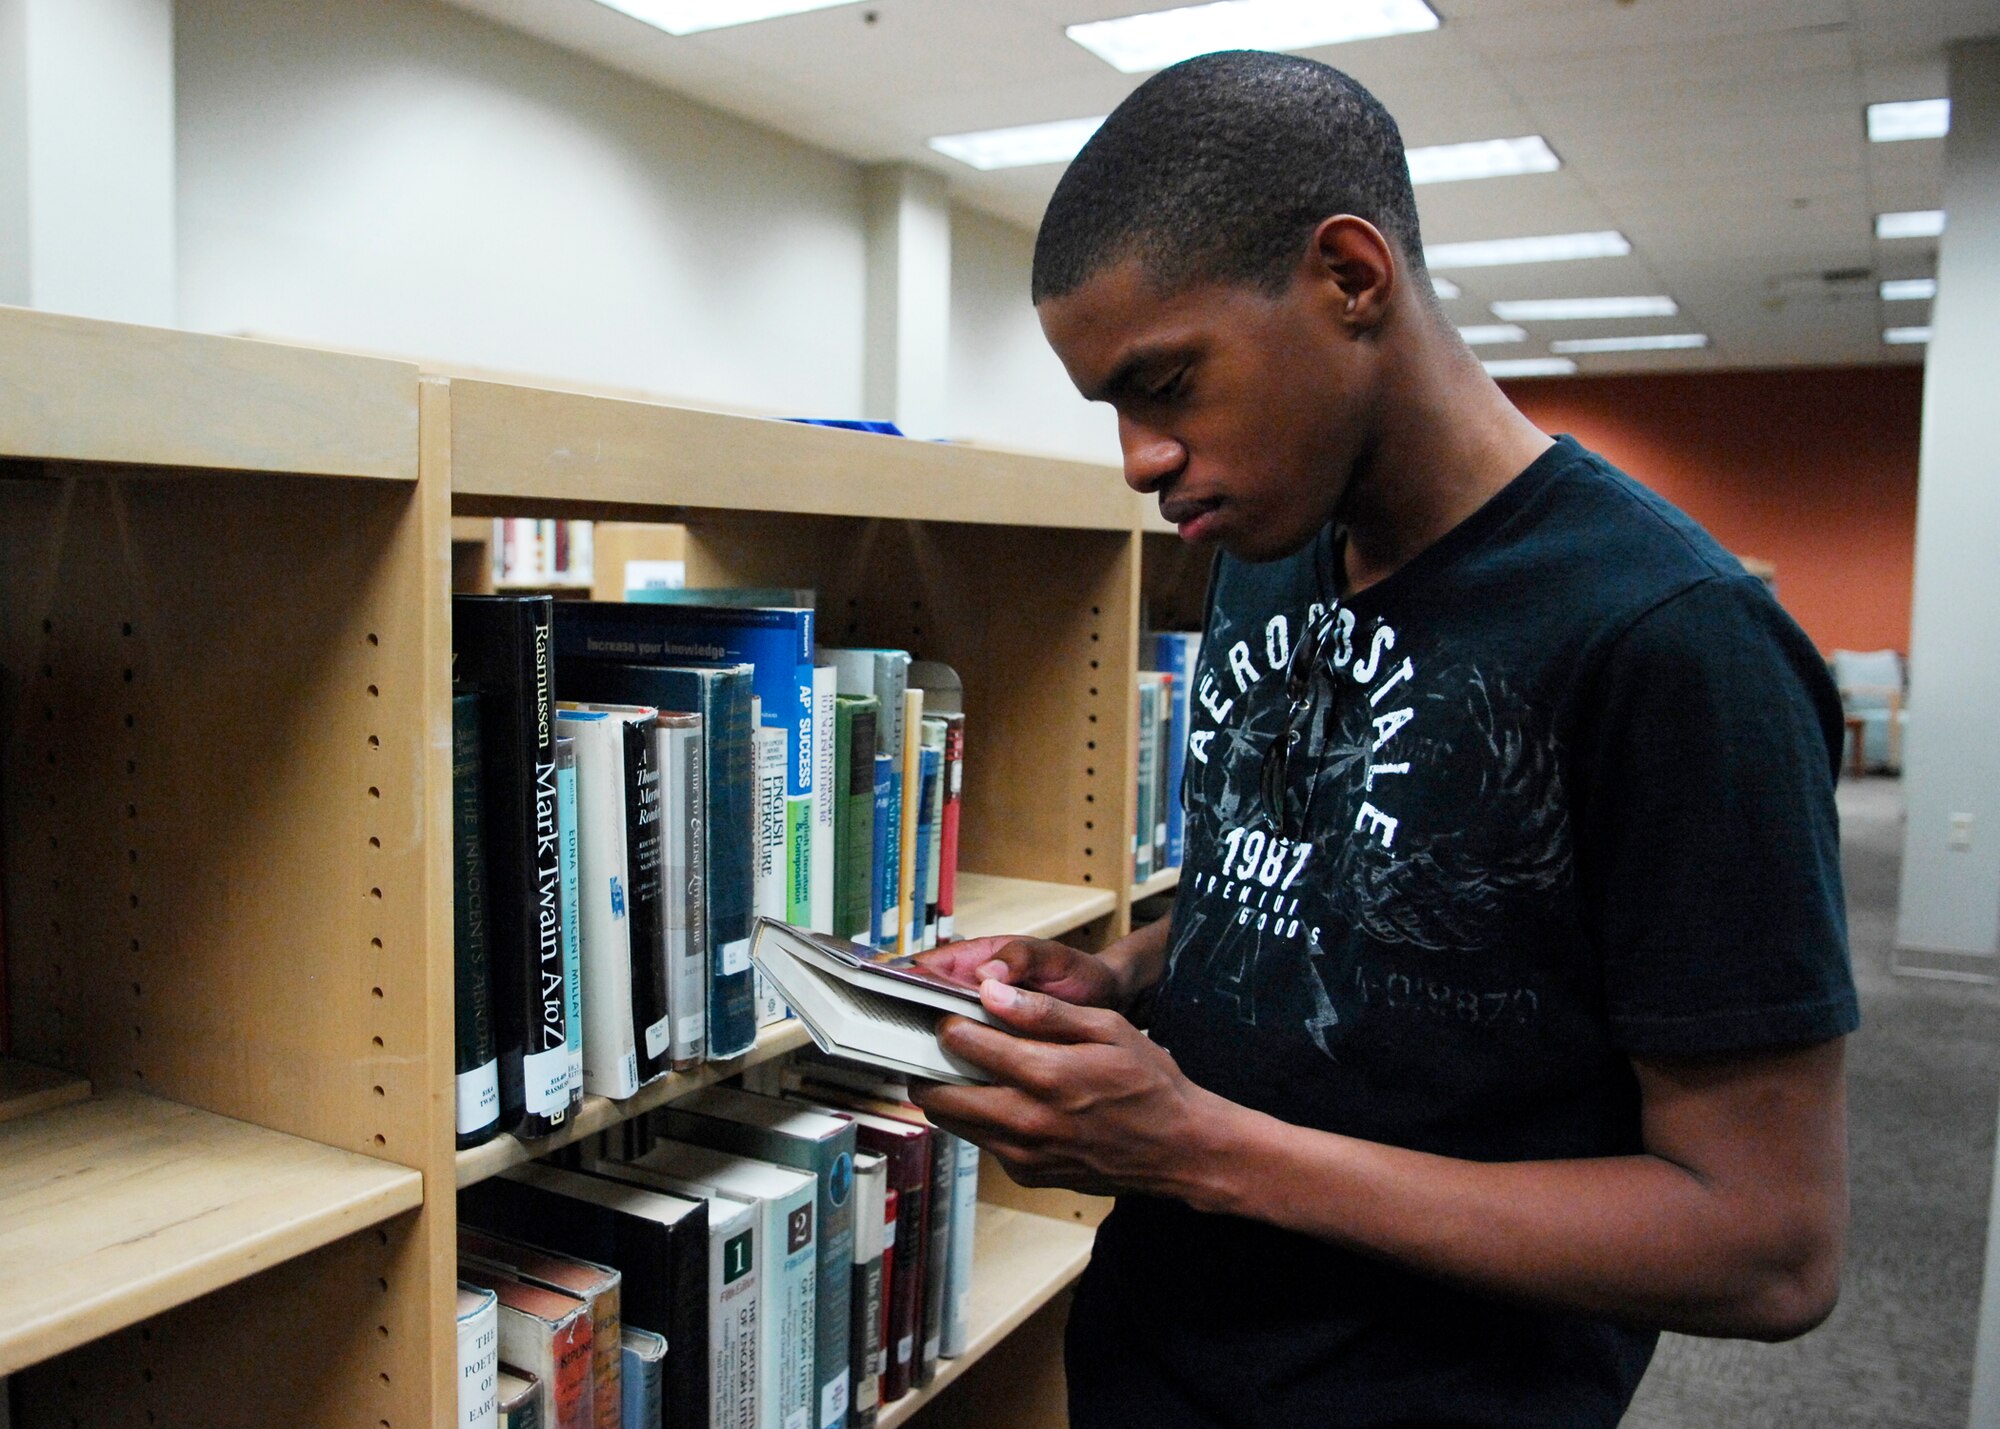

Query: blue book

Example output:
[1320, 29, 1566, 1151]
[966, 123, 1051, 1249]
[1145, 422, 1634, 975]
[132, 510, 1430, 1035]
[556, 735, 584, 1105]
[550, 647, 760, 1060]
[869, 754, 894, 951]
[876, 761, 903, 952]
[1152, 632, 1202, 871]
[622, 1326, 667, 1429]
[911, 746, 940, 948]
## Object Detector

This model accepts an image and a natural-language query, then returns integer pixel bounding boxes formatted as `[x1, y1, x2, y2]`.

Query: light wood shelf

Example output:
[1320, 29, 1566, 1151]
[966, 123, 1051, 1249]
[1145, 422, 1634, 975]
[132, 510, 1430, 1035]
[454, 1020, 813, 1189]
[876, 1203, 1095, 1428]
[0, 305, 417, 480]
[1129, 865, 1181, 903]
[953, 873, 1119, 942]
[0, 1092, 423, 1377]
[0, 1058, 91, 1124]
[447, 378, 1136, 530]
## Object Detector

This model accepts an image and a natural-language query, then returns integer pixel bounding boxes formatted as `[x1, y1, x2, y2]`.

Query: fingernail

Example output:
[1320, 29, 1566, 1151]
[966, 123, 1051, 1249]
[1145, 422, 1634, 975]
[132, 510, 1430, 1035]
[975, 961, 1008, 981]
[983, 978, 1018, 1009]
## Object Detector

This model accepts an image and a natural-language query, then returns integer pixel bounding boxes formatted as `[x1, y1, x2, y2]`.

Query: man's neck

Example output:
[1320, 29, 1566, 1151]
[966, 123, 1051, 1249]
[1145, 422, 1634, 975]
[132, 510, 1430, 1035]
[1336, 323, 1554, 594]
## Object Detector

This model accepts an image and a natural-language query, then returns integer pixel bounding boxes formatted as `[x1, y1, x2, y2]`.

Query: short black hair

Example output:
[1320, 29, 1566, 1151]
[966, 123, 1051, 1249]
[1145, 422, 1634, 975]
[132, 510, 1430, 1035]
[1031, 50, 1425, 303]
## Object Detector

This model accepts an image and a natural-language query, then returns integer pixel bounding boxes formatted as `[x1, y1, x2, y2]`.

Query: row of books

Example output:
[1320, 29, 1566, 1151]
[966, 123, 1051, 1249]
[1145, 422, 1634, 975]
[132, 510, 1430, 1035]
[1135, 632, 1200, 883]
[455, 1075, 981, 1429]
[452, 593, 967, 1146]
[491, 518, 597, 587]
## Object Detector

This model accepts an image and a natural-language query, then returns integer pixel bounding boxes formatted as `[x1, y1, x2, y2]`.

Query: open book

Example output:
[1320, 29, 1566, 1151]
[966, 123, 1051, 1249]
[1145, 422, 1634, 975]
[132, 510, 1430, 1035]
[749, 918, 1000, 1084]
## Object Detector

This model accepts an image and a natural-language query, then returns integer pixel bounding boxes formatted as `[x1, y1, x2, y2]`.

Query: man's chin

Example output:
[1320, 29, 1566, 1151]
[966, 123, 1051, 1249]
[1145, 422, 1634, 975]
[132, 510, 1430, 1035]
[1213, 521, 1322, 565]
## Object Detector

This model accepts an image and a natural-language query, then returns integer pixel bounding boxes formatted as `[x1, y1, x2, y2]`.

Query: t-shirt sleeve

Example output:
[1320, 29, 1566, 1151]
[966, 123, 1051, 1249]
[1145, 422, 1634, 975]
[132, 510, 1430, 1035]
[1574, 573, 1859, 1057]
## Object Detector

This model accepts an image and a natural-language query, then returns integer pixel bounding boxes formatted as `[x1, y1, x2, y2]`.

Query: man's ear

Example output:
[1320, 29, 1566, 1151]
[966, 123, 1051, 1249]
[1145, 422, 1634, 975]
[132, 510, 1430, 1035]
[1303, 215, 1397, 332]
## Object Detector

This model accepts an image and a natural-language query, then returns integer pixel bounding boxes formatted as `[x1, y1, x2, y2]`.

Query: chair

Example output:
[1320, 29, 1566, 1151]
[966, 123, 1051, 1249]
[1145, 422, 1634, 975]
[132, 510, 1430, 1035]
[1830, 648, 1907, 773]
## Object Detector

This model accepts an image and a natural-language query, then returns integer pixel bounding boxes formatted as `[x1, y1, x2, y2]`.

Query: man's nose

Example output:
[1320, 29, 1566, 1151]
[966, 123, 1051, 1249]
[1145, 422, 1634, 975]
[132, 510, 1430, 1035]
[1120, 414, 1184, 494]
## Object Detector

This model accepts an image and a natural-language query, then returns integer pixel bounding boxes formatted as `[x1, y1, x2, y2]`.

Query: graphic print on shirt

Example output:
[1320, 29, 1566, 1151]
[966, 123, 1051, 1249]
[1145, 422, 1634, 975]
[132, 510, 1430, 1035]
[1167, 593, 1572, 1058]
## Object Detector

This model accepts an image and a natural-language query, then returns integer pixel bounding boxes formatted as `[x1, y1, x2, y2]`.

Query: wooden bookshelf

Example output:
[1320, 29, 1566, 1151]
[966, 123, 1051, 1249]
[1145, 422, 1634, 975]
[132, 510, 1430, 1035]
[0, 1057, 90, 1124]
[955, 873, 1118, 942]
[876, 1204, 1096, 1428]
[1130, 865, 1181, 903]
[0, 1092, 422, 1377]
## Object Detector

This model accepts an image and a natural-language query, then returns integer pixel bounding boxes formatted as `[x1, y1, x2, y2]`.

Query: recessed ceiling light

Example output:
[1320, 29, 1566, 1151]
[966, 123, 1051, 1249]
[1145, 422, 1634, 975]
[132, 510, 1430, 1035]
[1430, 275, 1462, 299]
[928, 116, 1106, 171]
[1884, 326, 1932, 345]
[1490, 295, 1677, 321]
[1426, 231, 1631, 269]
[1868, 98, 1950, 142]
[1880, 278, 1937, 301]
[1549, 333, 1709, 354]
[1876, 209, 1946, 240]
[1482, 357, 1577, 378]
[1067, 0, 1439, 74]
[1457, 324, 1527, 345]
[589, 0, 858, 35]
[1407, 136, 1559, 186]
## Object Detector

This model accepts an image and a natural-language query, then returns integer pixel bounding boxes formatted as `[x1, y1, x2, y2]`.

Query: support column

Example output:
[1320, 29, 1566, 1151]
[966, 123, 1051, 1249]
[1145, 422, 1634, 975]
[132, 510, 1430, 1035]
[862, 163, 950, 440]
[0, 0, 175, 325]
[1935, 35, 2000, 1429]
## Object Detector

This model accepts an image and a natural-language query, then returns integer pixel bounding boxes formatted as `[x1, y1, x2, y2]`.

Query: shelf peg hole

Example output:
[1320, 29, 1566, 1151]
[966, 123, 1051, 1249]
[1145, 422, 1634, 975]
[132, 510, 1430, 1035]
[373, 1134, 386, 1147]
[367, 633, 379, 647]
[372, 985, 384, 998]
[369, 836, 381, 849]
[372, 1035, 384, 1048]
[368, 786, 380, 799]
[367, 734, 380, 749]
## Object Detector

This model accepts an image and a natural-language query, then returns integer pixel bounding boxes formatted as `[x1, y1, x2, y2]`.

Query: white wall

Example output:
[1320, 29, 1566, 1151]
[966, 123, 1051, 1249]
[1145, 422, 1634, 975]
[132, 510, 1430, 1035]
[175, 0, 867, 416]
[948, 203, 1119, 467]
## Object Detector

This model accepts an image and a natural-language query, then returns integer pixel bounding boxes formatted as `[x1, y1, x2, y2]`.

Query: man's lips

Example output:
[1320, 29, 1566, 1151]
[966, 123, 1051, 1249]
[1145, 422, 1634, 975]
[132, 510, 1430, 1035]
[1159, 495, 1221, 527]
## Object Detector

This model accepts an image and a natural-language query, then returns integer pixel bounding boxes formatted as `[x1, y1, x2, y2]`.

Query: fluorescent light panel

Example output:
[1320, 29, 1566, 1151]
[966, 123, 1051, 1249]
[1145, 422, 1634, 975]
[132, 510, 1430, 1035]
[1426, 230, 1630, 269]
[1550, 333, 1708, 354]
[1881, 278, 1937, 301]
[1884, 326, 1932, 345]
[1483, 357, 1577, 378]
[1430, 275, 1461, 299]
[1457, 324, 1527, 345]
[1490, 295, 1676, 321]
[1407, 135, 1559, 186]
[1877, 209, 1946, 239]
[590, 0, 855, 35]
[928, 115, 1106, 171]
[1868, 98, 1950, 142]
[1067, 0, 1439, 74]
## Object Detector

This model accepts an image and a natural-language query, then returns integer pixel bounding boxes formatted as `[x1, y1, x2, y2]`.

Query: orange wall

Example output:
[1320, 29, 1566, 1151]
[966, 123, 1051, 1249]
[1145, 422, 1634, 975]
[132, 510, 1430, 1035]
[1501, 367, 1921, 654]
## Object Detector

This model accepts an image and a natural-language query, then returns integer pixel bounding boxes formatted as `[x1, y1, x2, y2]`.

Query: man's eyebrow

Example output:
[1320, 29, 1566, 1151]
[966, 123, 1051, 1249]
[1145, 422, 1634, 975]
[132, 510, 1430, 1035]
[1088, 344, 1181, 404]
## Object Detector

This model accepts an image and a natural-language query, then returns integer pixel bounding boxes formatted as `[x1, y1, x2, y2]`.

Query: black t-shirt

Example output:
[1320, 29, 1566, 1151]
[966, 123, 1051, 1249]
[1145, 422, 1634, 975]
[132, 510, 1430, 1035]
[1065, 437, 1858, 1429]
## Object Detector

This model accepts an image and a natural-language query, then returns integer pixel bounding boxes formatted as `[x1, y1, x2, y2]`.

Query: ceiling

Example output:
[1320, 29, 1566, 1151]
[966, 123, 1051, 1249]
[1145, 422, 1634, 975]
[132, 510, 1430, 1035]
[436, 0, 2000, 373]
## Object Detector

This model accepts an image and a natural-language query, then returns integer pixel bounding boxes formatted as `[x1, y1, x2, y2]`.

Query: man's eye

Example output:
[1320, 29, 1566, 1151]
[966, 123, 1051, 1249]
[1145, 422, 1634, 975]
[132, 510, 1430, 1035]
[1147, 371, 1186, 401]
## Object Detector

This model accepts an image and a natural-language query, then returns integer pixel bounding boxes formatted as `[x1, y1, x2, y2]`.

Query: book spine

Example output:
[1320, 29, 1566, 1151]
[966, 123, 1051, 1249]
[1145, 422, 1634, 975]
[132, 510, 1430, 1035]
[810, 665, 837, 934]
[705, 672, 757, 1059]
[871, 757, 899, 952]
[938, 1133, 980, 1358]
[562, 715, 640, 1100]
[623, 718, 672, 1085]
[1152, 673, 1171, 874]
[772, 1182, 819, 1429]
[936, 715, 963, 941]
[500, 1376, 545, 1429]
[881, 1155, 925, 1402]
[915, 1131, 952, 1386]
[669, 718, 708, 1068]
[753, 724, 791, 1026]
[589, 1284, 624, 1429]
[1133, 680, 1157, 883]
[459, 1287, 501, 1429]
[919, 723, 946, 951]
[1156, 634, 1195, 870]
[557, 735, 585, 1110]
[620, 1331, 665, 1429]
[848, 1159, 886, 1429]
[831, 698, 869, 940]
[895, 690, 924, 957]
[910, 746, 940, 954]
[454, 690, 502, 1147]
[714, 1210, 760, 1429]
[554, 1310, 596, 1429]
[877, 1188, 898, 1405]
[528, 606, 572, 1136]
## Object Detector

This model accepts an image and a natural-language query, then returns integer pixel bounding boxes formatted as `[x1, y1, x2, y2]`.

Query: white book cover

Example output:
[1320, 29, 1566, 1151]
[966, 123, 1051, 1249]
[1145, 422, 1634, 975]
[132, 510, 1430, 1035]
[810, 664, 837, 935]
[458, 1283, 501, 1429]
[938, 1132, 981, 1358]
[611, 1142, 818, 1429]
[661, 715, 708, 1066]
[558, 709, 643, 1099]
[752, 723, 792, 1026]
[849, 1154, 887, 1419]
[593, 1163, 760, 1429]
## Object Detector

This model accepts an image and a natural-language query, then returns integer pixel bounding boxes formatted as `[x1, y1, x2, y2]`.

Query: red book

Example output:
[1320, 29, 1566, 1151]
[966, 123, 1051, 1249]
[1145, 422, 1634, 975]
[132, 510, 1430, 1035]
[459, 1261, 595, 1429]
[935, 714, 964, 941]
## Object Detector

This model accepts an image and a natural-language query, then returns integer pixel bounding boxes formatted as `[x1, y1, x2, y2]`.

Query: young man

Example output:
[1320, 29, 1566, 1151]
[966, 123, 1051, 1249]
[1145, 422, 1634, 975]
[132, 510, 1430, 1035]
[912, 50, 1857, 1429]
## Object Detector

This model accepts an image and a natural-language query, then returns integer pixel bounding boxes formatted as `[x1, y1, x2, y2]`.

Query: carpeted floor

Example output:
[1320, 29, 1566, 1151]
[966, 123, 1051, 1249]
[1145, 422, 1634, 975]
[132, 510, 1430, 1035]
[1625, 777, 2000, 1428]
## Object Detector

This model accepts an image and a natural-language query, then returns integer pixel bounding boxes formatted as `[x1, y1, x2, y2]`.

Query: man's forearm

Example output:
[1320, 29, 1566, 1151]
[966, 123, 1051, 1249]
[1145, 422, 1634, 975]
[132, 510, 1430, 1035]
[1095, 914, 1171, 1013]
[1175, 1041, 1847, 1341]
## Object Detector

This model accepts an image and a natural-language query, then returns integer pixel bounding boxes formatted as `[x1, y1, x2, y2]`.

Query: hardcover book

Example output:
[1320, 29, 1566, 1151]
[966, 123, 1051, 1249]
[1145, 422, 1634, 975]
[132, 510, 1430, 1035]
[848, 1153, 887, 1428]
[498, 1367, 544, 1429]
[931, 714, 965, 942]
[454, 594, 572, 1137]
[557, 733, 585, 1104]
[454, 687, 502, 1148]
[811, 664, 837, 934]
[868, 755, 895, 953]
[1150, 632, 1202, 869]
[753, 721, 792, 1027]
[833, 695, 880, 942]
[621, 1328, 667, 1429]
[656, 712, 708, 1068]
[553, 648, 761, 1059]
[895, 689, 924, 956]
[917, 726, 945, 951]
[457, 1262, 595, 1429]
[462, 1229, 625, 1429]
[459, 1282, 502, 1429]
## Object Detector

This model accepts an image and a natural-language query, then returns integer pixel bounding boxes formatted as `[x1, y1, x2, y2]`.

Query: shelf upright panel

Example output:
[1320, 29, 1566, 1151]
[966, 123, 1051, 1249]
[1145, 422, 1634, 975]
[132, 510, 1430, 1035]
[0, 313, 448, 1427]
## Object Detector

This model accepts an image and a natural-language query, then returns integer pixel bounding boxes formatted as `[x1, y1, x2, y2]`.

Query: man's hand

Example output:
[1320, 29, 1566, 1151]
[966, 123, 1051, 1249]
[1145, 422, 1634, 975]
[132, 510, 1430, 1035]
[915, 935, 1130, 1012]
[909, 978, 1228, 1199]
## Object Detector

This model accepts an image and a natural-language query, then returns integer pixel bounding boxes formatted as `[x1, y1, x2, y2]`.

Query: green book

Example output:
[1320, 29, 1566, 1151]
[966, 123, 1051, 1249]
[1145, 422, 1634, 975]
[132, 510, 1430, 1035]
[834, 695, 880, 941]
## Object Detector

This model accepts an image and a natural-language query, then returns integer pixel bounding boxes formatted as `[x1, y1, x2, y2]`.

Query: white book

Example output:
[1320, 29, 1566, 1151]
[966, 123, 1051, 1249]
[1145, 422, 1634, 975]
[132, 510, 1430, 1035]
[458, 1283, 501, 1429]
[591, 1164, 760, 1429]
[748, 919, 999, 1086]
[848, 1154, 887, 1420]
[810, 664, 837, 935]
[604, 1142, 818, 1429]
[660, 713, 708, 1067]
[559, 708, 645, 1099]
[938, 1132, 980, 1358]
[752, 722, 792, 1027]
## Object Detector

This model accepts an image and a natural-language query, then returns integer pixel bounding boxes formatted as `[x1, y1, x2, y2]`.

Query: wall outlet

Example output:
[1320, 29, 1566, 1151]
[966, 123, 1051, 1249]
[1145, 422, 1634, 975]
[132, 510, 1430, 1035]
[1949, 812, 1975, 851]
